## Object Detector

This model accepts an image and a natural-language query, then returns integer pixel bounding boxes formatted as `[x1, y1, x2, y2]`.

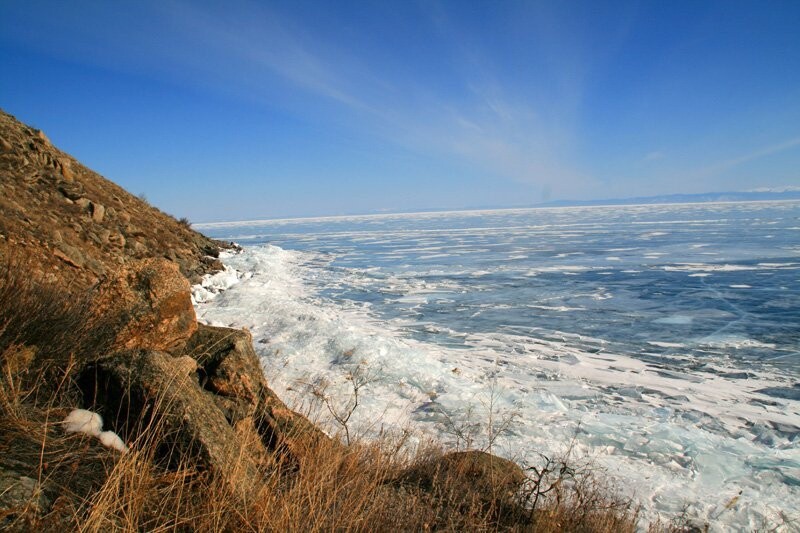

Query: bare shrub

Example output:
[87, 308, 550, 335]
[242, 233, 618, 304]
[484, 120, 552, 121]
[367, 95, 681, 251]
[438, 367, 519, 453]
[305, 361, 380, 445]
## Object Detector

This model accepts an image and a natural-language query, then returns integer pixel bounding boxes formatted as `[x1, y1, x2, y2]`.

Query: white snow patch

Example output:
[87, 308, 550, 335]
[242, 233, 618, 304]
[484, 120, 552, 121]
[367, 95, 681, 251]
[648, 341, 685, 348]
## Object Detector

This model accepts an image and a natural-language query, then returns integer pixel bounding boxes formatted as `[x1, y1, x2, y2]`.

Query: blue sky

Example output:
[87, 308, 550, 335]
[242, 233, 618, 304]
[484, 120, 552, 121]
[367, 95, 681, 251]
[1, 1, 799, 221]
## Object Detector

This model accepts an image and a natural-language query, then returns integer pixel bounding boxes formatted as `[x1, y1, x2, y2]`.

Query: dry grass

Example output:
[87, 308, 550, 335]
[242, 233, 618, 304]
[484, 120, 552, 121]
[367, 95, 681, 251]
[1, 396, 641, 532]
[0, 254, 117, 395]
[0, 257, 646, 532]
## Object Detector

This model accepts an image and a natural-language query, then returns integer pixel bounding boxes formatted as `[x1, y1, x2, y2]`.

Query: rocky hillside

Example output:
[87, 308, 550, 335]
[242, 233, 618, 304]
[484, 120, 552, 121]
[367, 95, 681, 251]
[0, 109, 333, 526]
[0, 109, 228, 288]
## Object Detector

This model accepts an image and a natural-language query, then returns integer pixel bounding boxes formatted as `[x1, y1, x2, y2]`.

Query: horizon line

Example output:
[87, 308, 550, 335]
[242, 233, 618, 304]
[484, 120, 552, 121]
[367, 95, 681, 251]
[193, 197, 800, 229]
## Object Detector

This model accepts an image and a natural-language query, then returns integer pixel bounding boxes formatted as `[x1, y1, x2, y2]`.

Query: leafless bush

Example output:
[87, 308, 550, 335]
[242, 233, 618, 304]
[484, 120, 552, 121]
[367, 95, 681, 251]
[308, 362, 378, 445]
[437, 368, 519, 453]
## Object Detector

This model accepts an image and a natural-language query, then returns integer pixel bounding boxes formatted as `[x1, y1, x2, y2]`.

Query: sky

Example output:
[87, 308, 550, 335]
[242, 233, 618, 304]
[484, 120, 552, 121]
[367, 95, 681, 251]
[1, 1, 799, 221]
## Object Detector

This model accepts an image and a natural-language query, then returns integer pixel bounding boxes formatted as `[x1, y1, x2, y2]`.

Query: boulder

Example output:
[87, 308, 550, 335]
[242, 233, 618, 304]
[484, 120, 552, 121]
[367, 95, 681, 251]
[399, 450, 525, 505]
[35, 129, 50, 145]
[91, 258, 196, 353]
[0, 470, 52, 526]
[90, 202, 105, 223]
[185, 324, 330, 459]
[74, 197, 91, 210]
[56, 181, 84, 201]
[57, 157, 74, 181]
[53, 242, 86, 268]
[78, 350, 265, 498]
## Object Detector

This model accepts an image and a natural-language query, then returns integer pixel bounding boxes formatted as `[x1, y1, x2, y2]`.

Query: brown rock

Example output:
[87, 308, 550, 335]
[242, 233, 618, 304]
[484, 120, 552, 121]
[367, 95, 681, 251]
[57, 181, 84, 201]
[85, 257, 106, 277]
[0, 136, 12, 152]
[79, 350, 266, 497]
[132, 240, 147, 256]
[92, 258, 197, 353]
[90, 202, 105, 223]
[107, 231, 125, 248]
[75, 197, 91, 210]
[35, 129, 50, 145]
[186, 324, 330, 459]
[59, 159, 74, 182]
[53, 242, 86, 268]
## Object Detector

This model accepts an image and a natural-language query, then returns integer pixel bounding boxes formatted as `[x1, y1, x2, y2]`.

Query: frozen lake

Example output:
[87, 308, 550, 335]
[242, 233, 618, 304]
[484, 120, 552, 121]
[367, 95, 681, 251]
[194, 201, 800, 530]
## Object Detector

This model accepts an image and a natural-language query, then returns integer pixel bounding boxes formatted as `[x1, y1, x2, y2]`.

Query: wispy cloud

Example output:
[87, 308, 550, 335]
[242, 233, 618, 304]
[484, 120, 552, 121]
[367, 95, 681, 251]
[155, 1, 597, 196]
[1, 0, 601, 198]
[697, 136, 800, 178]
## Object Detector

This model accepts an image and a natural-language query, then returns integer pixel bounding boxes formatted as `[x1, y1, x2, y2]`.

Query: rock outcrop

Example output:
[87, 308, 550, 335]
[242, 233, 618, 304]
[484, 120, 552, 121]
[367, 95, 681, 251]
[91, 258, 197, 353]
[74, 261, 328, 479]
[79, 349, 267, 496]
[185, 324, 329, 460]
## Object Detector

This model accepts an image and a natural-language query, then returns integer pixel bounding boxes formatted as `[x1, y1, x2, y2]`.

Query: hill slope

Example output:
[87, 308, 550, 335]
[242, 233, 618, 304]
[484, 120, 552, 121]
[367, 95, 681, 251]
[0, 109, 226, 288]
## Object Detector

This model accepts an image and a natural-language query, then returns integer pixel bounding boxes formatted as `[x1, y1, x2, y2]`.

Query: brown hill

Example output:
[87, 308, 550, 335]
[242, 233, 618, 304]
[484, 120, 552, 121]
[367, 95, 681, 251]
[0, 109, 228, 288]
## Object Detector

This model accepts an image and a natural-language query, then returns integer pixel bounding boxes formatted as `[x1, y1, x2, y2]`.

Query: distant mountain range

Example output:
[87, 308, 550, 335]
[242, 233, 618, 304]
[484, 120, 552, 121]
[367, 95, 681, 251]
[200, 188, 800, 224]
[536, 187, 800, 208]
[345, 188, 800, 220]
